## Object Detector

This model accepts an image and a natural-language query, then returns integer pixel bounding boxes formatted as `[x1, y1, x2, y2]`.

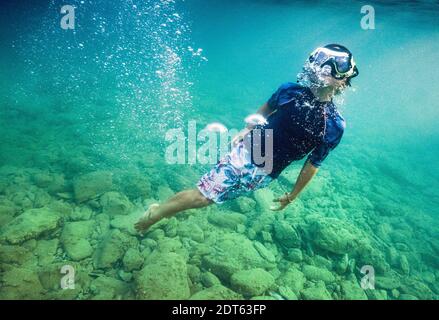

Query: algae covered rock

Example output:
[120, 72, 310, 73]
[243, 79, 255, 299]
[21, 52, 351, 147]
[91, 276, 131, 300]
[110, 211, 141, 236]
[273, 220, 301, 248]
[0, 207, 61, 244]
[123, 248, 144, 271]
[202, 233, 275, 282]
[230, 196, 256, 213]
[207, 211, 247, 230]
[302, 265, 335, 284]
[300, 281, 332, 300]
[0, 267, 45, 299]
[309, 217, 360, 255]
[201, 272, 221, 288]
[375, 276, 401, 290]
[340, 280, 368, 300]
[190, 285, 242, 300]
[61, 220, 94, 261]
[93, 229, 136, 269]
[0, 244, 35, 265]
[253, 241, 276, 263]
[177, 222, 204, 242]
[277, 267, 306, 293]
[73, 171, 113, 203]
[230, 268, 275, 296]
[135, 252, 190, 299]
[100, 192, 133, 216]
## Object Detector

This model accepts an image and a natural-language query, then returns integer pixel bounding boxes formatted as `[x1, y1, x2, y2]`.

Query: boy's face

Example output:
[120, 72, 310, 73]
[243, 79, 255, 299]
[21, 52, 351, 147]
[319, 69, 349, 94]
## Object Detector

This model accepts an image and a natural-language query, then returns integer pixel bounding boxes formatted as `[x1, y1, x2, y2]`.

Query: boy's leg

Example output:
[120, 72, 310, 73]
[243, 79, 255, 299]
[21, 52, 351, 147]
[134, 188, 212, 233]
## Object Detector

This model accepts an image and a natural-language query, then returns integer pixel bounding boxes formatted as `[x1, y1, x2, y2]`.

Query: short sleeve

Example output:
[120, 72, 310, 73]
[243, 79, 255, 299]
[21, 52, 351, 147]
[308, 143, 334, 168]
[267, 82, 299, 109]
[308, 113, 345, 167]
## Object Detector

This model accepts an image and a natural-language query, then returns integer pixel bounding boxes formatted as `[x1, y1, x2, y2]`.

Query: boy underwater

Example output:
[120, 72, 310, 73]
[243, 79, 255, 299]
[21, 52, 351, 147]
[135, 44, 359, 234]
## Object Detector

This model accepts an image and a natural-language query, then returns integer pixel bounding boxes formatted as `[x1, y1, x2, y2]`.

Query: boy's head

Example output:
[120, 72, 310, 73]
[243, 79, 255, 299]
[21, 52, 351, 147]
[298, 44, 359, 91]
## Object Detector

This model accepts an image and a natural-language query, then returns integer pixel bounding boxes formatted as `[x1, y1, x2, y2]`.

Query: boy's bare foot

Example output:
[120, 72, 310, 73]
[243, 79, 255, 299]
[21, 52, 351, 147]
[134, 203, 160, 234]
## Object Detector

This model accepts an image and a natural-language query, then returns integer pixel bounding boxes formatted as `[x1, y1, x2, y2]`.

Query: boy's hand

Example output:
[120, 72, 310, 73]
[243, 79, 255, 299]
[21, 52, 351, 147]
[270, 192, 295, 211]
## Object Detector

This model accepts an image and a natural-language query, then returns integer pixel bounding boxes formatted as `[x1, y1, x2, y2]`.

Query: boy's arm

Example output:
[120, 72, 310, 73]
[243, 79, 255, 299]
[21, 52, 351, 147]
[271, 160, 319, 211]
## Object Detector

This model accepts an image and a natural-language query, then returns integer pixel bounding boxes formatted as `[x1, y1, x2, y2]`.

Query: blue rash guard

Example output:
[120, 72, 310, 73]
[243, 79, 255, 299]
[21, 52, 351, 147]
[249, 82, 345, 179]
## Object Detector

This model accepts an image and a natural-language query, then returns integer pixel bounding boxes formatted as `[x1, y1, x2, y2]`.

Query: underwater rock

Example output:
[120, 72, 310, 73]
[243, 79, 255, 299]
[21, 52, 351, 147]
[0, 244, 35, 265]
[135, 252, 190, 300]
[48, 200, 73, 218]
[398, 254, 410, 275]
[300, 281, 332, 300]
[91, 276, 131, 300]
[277, 267, 306, 293]
[35, 239, 59, 266]
[156, 185, 174, 201]
[398, 294, 419, 300]
[163, 218, 178, 237]
[117, 173, 151, 200]
[110, 211, 141, 236]
[251, 213, 276, 234]
[33, 189, 52, 208]
[375, 276, 401, 290]
[61, 221, 94, 261]
[147, 237, 189, 262]
[365, 289, 388, 300]
[309, 218, 359, 255]
[273, 220, 301, 248]
[201, 233, 275, 282]
[201, 272, 221, 288]
[123, 248, 144, 271]
[0, 267, 45, 299]
[286, 248, 303, 263]
[340, 280, 368, 300]
[73, 171, 113, 203]
[253, 241, 276, 263]
[100, 191, 133, 216]
[0, 205, 16, 227]
[250, 295, 277, 300]
[302, 265, 335, 284]
[230, 196, 256, 214]
[177, 222, 205, 242]
[70, 206, 93, 221]
[334, 254, 350, 275]
[400, 279, 434, 300]
[33, 172, 66, 194]
[207, 211, 247, 230]
[0, 207, 61, 244]
[93, 229, 135, 269]
[278, 285, 298, 300]
[231, 268, 275, 297]
[261, 231, 273, 243]
[189, 285, 243, 300]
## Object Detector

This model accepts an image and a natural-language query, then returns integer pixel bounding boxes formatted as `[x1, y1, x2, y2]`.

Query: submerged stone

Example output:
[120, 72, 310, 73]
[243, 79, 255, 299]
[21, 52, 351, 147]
[73, 171, 113, 203]
[190, 285, 242, 300]
[340, 280, 368, 300]
[135, 252, 190, 300]
[100, 191, 133, 216]
[0, 207, 61, 244]
[302, 265, 335, 284]
[230, 268, 275, 297]
[300, 282, 332, 300]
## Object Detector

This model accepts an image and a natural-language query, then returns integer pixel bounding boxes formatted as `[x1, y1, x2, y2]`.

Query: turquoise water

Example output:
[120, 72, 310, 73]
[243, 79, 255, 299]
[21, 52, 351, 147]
[0, 0, 438, 299]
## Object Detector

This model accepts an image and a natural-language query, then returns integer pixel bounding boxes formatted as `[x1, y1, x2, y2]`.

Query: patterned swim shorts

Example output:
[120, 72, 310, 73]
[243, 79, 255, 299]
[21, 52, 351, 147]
[196, 141, 273, 204]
